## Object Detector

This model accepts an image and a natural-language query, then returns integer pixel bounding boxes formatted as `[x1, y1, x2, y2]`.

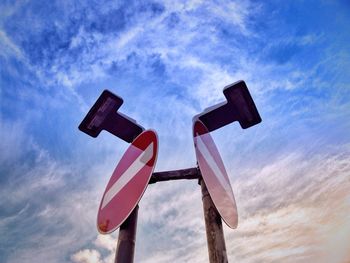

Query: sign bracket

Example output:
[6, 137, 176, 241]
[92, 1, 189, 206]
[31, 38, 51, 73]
[149, 167, 200, 184]
[78, 90, 144, 143]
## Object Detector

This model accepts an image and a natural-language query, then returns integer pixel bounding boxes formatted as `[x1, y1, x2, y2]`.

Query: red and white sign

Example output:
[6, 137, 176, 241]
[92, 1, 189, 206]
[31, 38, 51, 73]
[193, 120, 238, 229]
[97, 130, 158, 234]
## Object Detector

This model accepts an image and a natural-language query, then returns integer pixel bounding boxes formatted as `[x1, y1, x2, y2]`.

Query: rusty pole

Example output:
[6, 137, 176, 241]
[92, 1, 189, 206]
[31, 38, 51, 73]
[115, 205, 139, 263]
[200, 179, 228, 263]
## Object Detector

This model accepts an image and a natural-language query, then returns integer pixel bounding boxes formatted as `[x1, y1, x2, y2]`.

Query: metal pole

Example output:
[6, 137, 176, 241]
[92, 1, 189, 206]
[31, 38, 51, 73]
[200, 179, 228, 263]
[149, 167, 200, 184]
[115, 205, 139, 263]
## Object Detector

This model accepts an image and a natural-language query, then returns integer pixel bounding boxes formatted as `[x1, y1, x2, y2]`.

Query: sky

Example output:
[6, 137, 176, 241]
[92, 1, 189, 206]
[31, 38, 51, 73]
[0, 0, 350, 262]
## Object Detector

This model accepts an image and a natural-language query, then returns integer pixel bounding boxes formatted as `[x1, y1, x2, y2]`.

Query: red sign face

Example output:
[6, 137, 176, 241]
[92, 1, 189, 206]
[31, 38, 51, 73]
[193, 120, 238, 229]
[97, 130, 158, 234]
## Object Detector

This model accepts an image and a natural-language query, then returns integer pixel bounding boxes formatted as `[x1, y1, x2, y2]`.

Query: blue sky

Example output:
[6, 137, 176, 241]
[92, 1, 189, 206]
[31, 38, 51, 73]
[1, 0, 350, 262]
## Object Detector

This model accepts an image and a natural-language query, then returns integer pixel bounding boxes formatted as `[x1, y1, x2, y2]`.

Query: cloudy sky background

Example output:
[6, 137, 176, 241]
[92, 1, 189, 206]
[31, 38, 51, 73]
[1, 0, 350, 262]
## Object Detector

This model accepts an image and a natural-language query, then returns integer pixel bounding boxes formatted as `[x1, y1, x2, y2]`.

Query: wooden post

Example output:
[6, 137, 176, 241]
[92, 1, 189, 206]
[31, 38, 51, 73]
[200, 179, 228, 263]
[115, 205, 139, 263]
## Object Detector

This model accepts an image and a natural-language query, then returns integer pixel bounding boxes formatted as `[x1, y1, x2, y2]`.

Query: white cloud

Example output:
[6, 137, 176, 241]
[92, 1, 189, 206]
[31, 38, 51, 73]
[71, 235, 118, 263]
[71, 249, 103, 263]
[208, 0, 259, 35]
[94, 234, 117, 252]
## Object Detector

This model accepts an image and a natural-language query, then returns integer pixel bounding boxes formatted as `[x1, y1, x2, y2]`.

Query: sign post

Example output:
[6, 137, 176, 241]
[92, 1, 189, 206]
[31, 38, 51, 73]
[200, 179, 228, 263]
[78, 80, 262, 262]
[193, 80, 261, 262]
[115, 205, 139, 263]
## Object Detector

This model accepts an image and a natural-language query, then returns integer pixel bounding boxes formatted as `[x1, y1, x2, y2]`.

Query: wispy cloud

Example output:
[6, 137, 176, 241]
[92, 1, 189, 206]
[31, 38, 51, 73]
[69, 145, 350, 262]
[0, 29, 23, 59]
[0, 119, 108, 262]
[1, 0, 349, 262]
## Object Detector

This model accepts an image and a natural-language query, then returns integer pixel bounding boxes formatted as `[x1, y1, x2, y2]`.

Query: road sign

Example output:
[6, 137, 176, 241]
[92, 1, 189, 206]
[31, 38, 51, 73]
[195, 80, 261, 132]
[97, 130, 158, 234]
[79, 90, 144, 143]
[193, 120, 238, 229]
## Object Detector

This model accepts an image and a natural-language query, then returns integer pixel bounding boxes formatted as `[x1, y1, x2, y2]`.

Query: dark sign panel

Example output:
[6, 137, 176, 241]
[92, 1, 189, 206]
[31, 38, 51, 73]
[79, 90, 144, 143]
[195, 80, 261, 132]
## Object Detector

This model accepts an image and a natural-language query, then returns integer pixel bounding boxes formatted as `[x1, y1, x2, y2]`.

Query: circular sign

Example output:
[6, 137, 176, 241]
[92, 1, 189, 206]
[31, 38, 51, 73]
[193, 120, 238, 228]
[97, 130, 158, 234]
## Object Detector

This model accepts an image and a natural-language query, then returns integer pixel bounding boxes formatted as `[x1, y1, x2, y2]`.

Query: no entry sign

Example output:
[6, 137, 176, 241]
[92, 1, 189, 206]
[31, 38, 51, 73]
[97, 130, 158, 234]
[193, 120, 238, 229]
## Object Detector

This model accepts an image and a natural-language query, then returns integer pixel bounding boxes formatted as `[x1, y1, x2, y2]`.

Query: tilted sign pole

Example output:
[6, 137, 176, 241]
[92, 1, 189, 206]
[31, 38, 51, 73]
[115, 205, 139, 263]
[200, 179, 228, 263]
[194, 80, 261, 262]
